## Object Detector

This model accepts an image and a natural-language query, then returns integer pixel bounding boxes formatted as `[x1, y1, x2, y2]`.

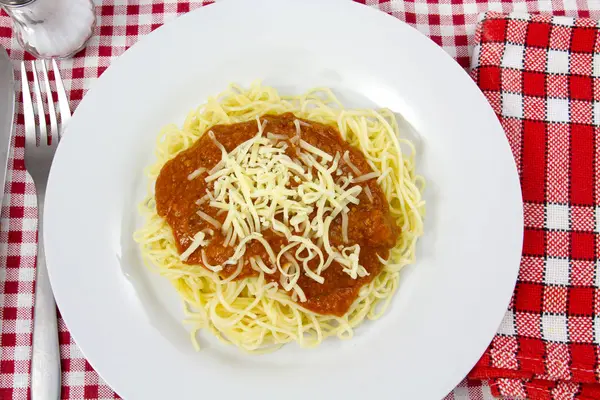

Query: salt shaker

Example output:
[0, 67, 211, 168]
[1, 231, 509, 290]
[0, 0, 96, 59]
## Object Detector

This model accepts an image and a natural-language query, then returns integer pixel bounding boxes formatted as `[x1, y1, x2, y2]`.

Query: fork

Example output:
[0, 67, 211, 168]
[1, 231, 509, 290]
[21, 59, 71, 400]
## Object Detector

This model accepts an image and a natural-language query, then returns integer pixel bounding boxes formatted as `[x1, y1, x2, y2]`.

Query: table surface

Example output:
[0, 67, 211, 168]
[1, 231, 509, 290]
[1, 1, 600, 399]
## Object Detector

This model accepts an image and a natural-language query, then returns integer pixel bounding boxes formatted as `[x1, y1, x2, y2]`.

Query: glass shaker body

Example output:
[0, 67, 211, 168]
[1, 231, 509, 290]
[0, 0, 96, 59]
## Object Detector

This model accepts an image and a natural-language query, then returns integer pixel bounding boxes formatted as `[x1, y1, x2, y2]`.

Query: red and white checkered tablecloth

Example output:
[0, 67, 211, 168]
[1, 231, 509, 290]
[1, 1, 599, 399]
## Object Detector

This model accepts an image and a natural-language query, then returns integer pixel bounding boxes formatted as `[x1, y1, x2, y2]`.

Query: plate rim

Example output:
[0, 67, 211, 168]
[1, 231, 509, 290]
[44, 1, 523, 398]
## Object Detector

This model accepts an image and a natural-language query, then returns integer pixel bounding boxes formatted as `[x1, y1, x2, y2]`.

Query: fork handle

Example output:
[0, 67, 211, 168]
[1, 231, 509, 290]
[31, 192, 61, 400]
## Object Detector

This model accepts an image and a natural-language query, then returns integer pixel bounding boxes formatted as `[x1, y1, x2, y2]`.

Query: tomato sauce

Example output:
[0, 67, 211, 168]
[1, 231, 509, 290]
[155, 113, 398, 316]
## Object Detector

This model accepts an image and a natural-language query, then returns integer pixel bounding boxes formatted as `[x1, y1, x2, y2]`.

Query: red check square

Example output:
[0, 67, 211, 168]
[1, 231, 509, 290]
[517, 337, 546, 374]
[177, 3, 190, 13]
[515, 282, 544, 313]
[524, 229, 546, 256]
[126, 4, 139, 14]
[527, 22, 551, 47]
[570, 124, 595, 205]
[126, 25, 139, 36]
[521, 120, 547, 203]
[2, 333, 16, 347]
[1, 359, 15, 374]
[571, 232, 596, 260]
[571, 27, 597, 53]
[571, 232, 595, 260]
[83, 386, 99, 399]
[482, 18, 508, 42]
[571, 343, 597, 382]
[523, 71, 546, 97]
[570, 75, 593, 101]
[3, 281, 19, 294]
[478, 66, 502, 91]
[568, 287, 595, 315]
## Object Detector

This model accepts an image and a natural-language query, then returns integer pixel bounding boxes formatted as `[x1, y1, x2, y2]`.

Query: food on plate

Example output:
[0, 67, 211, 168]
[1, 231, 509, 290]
[134, 83, 424, 352]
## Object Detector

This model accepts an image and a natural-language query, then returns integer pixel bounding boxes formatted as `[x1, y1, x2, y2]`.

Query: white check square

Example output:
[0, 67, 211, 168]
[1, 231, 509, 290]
[596, 261, 600, 288]
[497, 311, 516, 336]
[542, 314, 568, 342]
[545, 258, 570, 285]
[552, 16, 576, 27]
[501, 44, 525, 69]
[17, 292, 32, 308]
[65, 371, 86, 386]
[471, 45, 481, 69]
[13, 373, 29, 389]
[547, 98, 570, 123]
[15, 319, 30, 334]
[546, 203, 570, 230]
[593, 54, 600, 77]
[14, 346, 30, 361]
[453, 386, 469, 398]
[502, 92, 524, 118]
[547, 50, 570, 74]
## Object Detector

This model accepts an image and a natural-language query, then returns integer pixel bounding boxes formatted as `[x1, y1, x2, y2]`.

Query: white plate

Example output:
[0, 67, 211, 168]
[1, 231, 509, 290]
[44, 0, 523, 399]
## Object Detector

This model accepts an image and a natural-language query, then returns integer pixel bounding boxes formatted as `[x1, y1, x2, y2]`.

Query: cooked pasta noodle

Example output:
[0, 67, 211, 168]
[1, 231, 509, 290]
[134, 82, 425, 353]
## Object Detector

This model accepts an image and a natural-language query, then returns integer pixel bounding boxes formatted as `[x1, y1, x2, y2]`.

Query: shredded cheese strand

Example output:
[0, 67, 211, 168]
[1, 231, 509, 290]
[200, 118, 369, 285]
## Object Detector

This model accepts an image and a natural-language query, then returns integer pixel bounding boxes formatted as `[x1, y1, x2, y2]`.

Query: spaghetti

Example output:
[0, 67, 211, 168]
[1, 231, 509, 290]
[134, 83, 425, 352]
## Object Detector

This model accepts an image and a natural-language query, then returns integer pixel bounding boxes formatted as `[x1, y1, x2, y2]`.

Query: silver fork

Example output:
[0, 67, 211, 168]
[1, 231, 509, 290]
[21, 59, 71, 400]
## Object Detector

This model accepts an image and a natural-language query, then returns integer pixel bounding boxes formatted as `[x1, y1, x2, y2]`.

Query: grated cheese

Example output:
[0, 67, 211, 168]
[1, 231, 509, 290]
[189, 118, 378, 290]
[201, 249, 223, 272]
[180, 231, 209, 261]
[197, 210, 222, 229]
[342, 150, 361, 176]
[267, 132, 289, 141]
[299, 140, 333, 163]
[187, 167, 207, 181]
[364, 186, 374, 203]
[351, 171, 379, 183]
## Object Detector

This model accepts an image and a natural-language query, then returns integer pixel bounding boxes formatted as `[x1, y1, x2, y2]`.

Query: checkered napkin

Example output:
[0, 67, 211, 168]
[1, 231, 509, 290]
[468, 12, 600, 400]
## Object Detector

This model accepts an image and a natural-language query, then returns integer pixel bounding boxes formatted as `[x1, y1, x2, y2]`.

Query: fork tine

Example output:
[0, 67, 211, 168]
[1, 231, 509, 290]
[20, 62, 37, 147]
[39, 60, 58, 145]
[31, 61, 47, 145]
[52, 59, 71, 132]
